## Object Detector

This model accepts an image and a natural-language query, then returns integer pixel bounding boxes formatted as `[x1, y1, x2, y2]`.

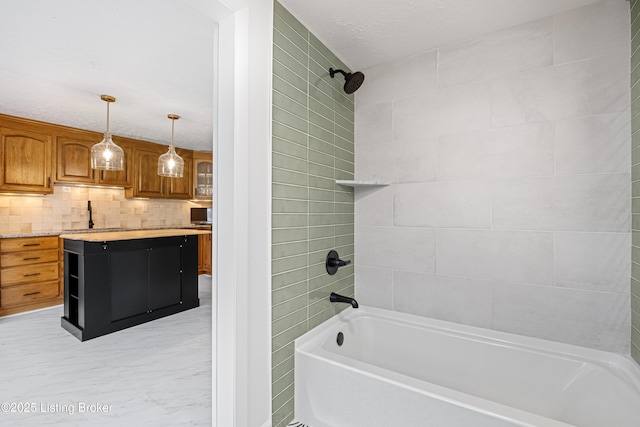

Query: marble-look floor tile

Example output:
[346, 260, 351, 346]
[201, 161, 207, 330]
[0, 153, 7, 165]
[0, 275, 213, 427]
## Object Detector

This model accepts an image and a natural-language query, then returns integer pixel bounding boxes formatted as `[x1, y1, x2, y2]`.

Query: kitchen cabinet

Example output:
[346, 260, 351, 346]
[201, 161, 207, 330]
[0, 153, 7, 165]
[198, 232, 212, 275]
[126, 142, 193, 199]
[0, 116, 53, 194]
[60, 229, 204, 341]
[193, 151, 213, 200]
[166, 148, 193, 199]
[0, 113, 199, 199]
[109, 241, 183, 321]
[55, 131, 133, 187]
[0, 236, 62, 316]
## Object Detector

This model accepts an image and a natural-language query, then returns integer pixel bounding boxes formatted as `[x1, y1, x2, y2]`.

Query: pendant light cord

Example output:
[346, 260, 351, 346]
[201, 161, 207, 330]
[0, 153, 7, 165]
[168, 113, 180, 150]
[105, 101, 110, 134]
[171, 116, 175, 149]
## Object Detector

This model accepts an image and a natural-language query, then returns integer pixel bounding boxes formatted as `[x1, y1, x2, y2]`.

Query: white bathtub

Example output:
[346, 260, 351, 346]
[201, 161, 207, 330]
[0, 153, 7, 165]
[294, 306, 640, 426]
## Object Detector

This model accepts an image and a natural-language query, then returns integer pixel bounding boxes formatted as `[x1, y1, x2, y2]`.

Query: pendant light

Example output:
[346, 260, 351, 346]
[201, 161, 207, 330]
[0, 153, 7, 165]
[157, 114, 184, 178]
[91, 95, 125, 170]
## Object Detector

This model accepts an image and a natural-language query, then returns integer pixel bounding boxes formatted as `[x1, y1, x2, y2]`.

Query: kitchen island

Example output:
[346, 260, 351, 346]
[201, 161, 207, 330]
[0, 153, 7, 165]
[59, 229, 210, 341]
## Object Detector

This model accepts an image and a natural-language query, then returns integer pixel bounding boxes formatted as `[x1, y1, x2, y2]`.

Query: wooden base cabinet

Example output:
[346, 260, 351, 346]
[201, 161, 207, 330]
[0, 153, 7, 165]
[61, 235, 200, 341]
[198, 233, 212, 275]
[0, 236, 62, 316]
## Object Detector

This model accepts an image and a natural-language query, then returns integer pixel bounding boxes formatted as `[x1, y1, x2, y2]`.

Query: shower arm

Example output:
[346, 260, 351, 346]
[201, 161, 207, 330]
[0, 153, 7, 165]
[329, 68, 347, 78]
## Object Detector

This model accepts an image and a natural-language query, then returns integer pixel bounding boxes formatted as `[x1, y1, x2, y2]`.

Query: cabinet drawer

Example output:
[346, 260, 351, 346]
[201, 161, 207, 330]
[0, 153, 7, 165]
[1, 236, 58, 252]
[0, 281, 59, 308]
[0, 262, 58, 286]
[1, 249, 59, 267]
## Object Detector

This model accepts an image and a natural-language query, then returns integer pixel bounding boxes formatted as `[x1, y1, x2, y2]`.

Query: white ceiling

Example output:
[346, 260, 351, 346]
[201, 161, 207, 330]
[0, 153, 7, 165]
[279, 0, 603, 71]
[0, 0, 224, 151]
[0, 0, 613, 151]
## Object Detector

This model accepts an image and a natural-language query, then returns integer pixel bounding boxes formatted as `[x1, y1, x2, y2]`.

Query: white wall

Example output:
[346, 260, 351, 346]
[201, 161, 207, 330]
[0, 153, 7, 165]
[215, 0, 273, 426]
[355, 1, 631, 353]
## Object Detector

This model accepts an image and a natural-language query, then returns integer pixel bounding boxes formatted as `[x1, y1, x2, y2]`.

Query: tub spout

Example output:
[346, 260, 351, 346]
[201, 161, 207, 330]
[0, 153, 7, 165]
[330, 292, 359, 309]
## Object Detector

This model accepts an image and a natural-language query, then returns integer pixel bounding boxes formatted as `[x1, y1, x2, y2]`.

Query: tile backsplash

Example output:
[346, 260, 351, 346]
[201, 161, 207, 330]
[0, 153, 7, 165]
[0, 185, 210, 235]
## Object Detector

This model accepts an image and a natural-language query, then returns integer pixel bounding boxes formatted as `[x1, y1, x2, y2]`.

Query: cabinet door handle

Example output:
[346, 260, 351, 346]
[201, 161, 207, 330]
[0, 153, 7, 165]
[22, 243, 41, 247]
[23, 291, 41, 296]
[23, 272, 41, 277]
[23, 257, 40, 261]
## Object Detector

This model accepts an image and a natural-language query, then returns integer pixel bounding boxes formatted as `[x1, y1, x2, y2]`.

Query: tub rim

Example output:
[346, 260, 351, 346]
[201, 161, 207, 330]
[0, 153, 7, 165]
[296, 305, 640, 381]
[294, 305, 640, 427]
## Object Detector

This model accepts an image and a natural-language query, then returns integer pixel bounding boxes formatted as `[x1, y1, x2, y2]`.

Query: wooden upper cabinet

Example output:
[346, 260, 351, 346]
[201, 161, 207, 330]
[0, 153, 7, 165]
[127, 143, 164, 198]
[56, 133, 96, 185]
[57, 136, 93, 184]
[0, 122, 53, 194]
[0, 114, 193, 199]
[165, 148, 193, 200]
[126, 142, 193, 199]
[193, 151, 213, 200]
[99, 137, 133, 187]
[55, 132, 132, 187]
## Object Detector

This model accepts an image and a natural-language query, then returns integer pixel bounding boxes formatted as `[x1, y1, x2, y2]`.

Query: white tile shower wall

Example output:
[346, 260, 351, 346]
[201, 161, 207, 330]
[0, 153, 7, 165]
[0, 186, 204, 235]
[355, 1, 632, 353]
[394, 181, 491, 228]
[437, 18, 553, 88]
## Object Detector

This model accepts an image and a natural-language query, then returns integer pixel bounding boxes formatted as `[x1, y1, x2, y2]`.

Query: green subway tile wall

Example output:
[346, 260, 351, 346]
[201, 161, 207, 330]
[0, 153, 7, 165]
[633, 0, 640, 365]
[271, 2, 355, 425]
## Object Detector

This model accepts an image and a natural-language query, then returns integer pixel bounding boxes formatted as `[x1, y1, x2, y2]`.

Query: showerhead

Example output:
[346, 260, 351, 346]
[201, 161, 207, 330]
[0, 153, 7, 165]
[329, 68, 365, 94]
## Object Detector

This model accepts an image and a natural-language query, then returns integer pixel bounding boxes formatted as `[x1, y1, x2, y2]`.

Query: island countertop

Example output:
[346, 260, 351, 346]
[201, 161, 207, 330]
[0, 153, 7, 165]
[59, 228, 211, 242]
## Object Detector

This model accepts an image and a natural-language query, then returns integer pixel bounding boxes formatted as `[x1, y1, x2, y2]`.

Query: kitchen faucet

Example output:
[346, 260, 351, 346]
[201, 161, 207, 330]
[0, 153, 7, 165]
[88, 201, 94, 229]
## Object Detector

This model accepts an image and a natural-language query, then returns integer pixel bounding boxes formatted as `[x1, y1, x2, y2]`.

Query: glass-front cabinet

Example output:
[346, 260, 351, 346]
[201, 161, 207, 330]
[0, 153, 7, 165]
[193, 151, 213, 200]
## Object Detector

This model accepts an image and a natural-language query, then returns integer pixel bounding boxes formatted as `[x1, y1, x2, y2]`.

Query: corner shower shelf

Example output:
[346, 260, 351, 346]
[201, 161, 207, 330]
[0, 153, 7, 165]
[335, 180, 390, 188]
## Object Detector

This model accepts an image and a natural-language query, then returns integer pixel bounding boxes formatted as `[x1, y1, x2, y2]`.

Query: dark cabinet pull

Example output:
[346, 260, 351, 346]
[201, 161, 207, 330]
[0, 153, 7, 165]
[23, 273, 41, 277]
[23, 291, 41, 296]
[23, 257, 40, 261]
[22, 243, 41, 247]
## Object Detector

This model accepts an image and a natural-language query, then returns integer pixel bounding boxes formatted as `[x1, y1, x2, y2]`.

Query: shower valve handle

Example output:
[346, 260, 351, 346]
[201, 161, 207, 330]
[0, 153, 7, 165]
[328, 258, 351, 267]
[326, 250, 351, 275]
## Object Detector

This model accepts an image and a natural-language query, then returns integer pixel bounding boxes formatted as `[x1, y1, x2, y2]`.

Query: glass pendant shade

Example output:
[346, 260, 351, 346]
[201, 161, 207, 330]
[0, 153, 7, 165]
[91, 132, 125, 170]
[158, 114, 184, 178]
[91, 95, 125, 171]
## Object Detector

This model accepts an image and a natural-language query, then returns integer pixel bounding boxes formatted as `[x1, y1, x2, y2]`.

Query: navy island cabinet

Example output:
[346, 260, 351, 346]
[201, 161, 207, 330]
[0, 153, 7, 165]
[60, 230, 204, 341]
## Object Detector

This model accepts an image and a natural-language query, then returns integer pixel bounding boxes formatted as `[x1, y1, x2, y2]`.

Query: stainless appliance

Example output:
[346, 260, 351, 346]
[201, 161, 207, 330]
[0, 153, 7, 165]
[190, 207, 212, 224]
